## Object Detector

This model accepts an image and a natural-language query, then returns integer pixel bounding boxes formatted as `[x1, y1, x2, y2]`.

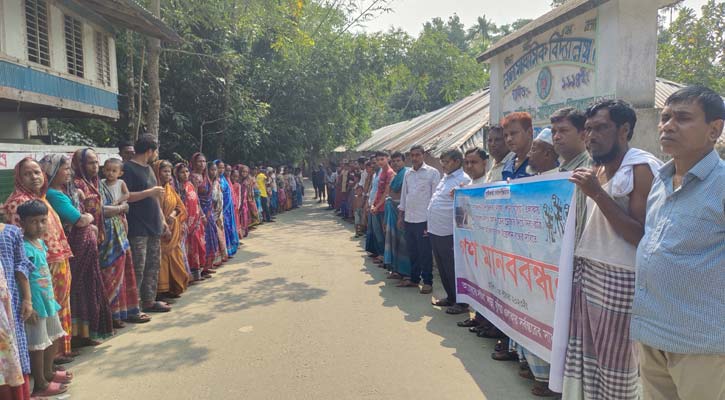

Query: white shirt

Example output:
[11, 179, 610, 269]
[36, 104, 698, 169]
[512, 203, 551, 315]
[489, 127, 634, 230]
[470, 175, 486, 185]
[399, 163, 440, 223]
[357, 170, 368, 188]
[427, 168, 471, 236]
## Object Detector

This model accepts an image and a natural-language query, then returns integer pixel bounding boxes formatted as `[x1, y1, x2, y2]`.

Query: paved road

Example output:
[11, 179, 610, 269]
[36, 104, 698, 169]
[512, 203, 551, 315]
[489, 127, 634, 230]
[66, 197, 536, 400]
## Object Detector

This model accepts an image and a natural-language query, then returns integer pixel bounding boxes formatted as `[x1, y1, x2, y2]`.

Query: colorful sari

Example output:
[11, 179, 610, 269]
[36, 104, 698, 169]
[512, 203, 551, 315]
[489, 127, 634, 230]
[0, 260, 24, 390]
[277, 175, 287, 213]
[247, 177, 261, 227]
[190, 153, 220, 268]
[216, 168, 239, 256]
[154, 162, 189, 296]
[383, 167, 411, 277]
[179, 178, 206, 272]
[211, 178, 228, 260]
[231, 181, 243, 238]
[3, 157, 74, 354]
[42, 155, 113, 341]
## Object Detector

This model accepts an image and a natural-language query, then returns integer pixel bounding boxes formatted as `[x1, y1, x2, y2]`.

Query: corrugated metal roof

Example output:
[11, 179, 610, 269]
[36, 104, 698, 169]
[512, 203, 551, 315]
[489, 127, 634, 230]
[356, 88, 490, 157]
[357, 78, 724, 154]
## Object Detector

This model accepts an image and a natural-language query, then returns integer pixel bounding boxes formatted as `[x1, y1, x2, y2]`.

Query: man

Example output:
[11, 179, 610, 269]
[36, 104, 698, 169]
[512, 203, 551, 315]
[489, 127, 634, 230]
[428, 149, 471, 314]
[463, 147, 489, 185]
[256, 167, 273, 222]
[551, 107, 593, 242]
[370, 151, 394, 265]
[268, 167, 278, 215]
[118, 140, 135, 162]
[630, 86, 725, 400]
[397, 145, 440, 293]
[502, 112, 534, 180]
[316, 164, 327, 203]
[384, 152, 410, 279]
[326, 163, 337, 209]
[562, 100, 661, 400]
[124, 134, 170, 313]
[485, 125, 514, 182]
[364, 158, 381, 257]
[527, 128, 559, 174]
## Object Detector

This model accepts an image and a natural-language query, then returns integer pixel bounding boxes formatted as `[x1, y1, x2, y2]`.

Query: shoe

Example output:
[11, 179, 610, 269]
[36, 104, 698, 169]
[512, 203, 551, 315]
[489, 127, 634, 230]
[420, 284, 433, 294]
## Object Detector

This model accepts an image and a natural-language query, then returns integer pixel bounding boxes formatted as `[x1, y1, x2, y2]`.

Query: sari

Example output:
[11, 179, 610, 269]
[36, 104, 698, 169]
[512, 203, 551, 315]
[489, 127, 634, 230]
[216, 168, 239, 256]
[2, 157, 74, 354]
[277, 175, 287, 213]
[211, 178, 228, 260]
[383, 167, 411, 277]
[179, 179, 206, 272]
[154, 162, 189, 296]
[231, 181, 243, 238]
[190, 153, 220, 268]
[42, 155, 113, 341]
[0, 259, 24, 390]
[245, 177, 260, 227]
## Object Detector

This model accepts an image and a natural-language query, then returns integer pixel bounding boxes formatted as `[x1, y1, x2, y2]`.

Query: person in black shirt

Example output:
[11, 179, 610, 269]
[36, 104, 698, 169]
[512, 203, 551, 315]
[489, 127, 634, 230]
[123, 135, 170, 313]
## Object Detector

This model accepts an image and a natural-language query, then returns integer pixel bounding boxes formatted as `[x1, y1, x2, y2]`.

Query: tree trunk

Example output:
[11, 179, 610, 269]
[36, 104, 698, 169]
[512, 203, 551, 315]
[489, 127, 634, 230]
[146, 0, 161, 141]
[216, 66, 232, 159]
[126, 32, 136, 140]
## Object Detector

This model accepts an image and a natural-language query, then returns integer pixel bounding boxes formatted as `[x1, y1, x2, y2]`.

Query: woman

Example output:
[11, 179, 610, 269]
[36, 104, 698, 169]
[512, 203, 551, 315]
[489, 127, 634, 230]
[209, 163, 228, 263]
[73, 149, 147, 328]
[214, 161, 239, 257]
[229, 168, 244, 239]
[276, 168, 287, 213]
[384, 163, 412, 283]
[153, 160, 189, 298]
[41, 154, 113, 346]
[241, 166, 259, 230]
[0, 259, 25, 399]
[2, 158, 75, 361]
[175, 163, 206, 282]
[190, 153, 220, 273]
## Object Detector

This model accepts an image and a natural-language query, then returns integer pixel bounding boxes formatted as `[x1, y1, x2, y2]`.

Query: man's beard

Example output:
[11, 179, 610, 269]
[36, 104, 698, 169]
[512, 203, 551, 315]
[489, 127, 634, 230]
[592, 141, 620, 165]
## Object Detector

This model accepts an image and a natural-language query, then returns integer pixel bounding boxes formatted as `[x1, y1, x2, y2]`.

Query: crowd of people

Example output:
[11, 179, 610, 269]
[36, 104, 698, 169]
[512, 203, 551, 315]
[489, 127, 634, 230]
[0, 136, 305, 398]
[327, 85, 724, 400]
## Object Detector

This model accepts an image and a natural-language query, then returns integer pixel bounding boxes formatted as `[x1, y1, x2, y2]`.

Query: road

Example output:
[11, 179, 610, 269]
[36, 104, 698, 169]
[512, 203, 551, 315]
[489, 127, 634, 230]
[66, 195, 536, 400]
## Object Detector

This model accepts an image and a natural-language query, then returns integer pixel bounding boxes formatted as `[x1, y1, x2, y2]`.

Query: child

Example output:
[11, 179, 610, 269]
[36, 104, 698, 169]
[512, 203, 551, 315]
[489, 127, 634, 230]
[101, 158, 130, 232]
[352, 185, 365, 237]
[17, 200, 70, 397]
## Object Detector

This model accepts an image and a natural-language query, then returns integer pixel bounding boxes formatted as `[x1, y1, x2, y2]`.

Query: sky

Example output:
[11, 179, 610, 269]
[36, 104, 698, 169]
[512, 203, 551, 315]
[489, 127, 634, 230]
[359, 0, 711, 36]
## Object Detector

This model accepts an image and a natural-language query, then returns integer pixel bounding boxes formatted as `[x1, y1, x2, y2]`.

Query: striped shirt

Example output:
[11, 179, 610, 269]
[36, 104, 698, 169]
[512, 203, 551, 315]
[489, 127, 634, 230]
[631, 150, 725, 354]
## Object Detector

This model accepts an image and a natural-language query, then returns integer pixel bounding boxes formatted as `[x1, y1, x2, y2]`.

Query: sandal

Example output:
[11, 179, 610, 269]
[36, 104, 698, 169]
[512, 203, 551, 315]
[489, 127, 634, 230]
[531, 382, 559, 397]
[519, 368, 535, 380]
[54, 355, 74, 365]
[125, 313, 151, 324]
[494, 339, 509, 352]
[396, 280, 418, 288]
[387, 272, 403, 280]
[491, 350, 519, 361]
[445, 305, 469, 315]
[51, 370, 73, 384]
[32, 381, 68, 397]
[142, 301, 171, 313]
[477, 326, 507, 339]
[113, 320, 126, 329]
[457, 318, 479, 328]
[432, 299, 454, 307]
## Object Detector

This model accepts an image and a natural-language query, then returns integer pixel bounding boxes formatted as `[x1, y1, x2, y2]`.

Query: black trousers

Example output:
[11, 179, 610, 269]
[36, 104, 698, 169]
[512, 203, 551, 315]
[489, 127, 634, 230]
[261, 196, 272, 222]
[430, 233, 464, 305]
[404, 222, 433, 285]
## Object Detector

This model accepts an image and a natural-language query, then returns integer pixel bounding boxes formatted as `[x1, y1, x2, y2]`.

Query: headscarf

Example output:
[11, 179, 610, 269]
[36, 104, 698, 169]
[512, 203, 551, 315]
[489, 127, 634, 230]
[152, 160, 174, 188]
[38, 154, 69, 195]
[71, 148, 104, 241]
[189, 152, 210, 193]
[3, 157, 45, 225]
[174, 162, 189, 201]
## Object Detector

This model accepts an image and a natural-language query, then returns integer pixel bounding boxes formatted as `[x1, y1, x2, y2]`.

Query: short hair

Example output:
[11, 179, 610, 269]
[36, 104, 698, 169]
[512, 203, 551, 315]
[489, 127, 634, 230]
[409, 145, 426, 154]
[440, 148, 463, 162]
[489, 125, 504, 136]
[665, 85, 725, 123]
[375, 150, 390, 158]
[134, 134, 158, 154]
[357, 157, 367, 164]
[586, 99, 637, 140]
[104, 158, 123, 168]
[465, 147, 489, 160]
[550, 107, 587, 131]
[501, 112, 533, 132]
[117, 140, 133, 151]
[391, 151, 405, 161]
[17, 200, 48, 219]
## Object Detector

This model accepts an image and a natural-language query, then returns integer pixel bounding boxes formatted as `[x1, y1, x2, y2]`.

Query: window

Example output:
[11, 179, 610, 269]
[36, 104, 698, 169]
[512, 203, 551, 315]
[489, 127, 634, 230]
[25, 0, 50, 66]
[64, 15, 83, 77]
[95, 31, 111, 86]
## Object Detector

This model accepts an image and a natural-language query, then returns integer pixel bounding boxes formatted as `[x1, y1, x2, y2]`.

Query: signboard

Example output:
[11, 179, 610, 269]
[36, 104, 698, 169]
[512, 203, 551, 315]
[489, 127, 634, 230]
[453, 173, 577, 390]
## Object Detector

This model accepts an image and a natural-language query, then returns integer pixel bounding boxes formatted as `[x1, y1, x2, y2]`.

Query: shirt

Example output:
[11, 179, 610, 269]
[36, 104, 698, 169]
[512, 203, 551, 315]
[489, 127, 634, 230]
[427, 168, 471, 236]
[368, 170, 380, 207]
[559, 151, 593, 243]
[630, 150, 725, 354]
[485, 152, 514, 183]
[399, 163, 440, 223]
[372, 166, 395, 214]
[123, 160, 163, 237]
[256, 173, 268, 197]
[358, 170, 368, 188]
[502, 155, 532, 180]
[23, 239, 61, 318]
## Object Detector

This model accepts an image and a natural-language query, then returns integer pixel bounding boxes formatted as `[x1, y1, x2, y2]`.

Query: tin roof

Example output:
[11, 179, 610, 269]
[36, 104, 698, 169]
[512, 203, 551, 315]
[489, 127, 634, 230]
[82, 0, 182, 43]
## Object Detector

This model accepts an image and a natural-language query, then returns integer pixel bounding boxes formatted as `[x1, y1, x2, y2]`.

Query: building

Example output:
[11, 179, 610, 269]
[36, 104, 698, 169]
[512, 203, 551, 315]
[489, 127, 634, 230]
[0, 0, 180, 200]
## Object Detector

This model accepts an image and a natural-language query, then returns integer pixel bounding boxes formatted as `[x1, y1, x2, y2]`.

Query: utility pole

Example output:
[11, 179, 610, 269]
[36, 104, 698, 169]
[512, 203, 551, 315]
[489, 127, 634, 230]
[147, 0, 161, 140]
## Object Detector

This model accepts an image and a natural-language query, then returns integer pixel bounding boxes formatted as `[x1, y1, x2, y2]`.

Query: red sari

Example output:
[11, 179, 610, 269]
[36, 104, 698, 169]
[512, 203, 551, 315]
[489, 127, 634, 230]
[181, 180, 206, 270]
[231, 182, 244, 238]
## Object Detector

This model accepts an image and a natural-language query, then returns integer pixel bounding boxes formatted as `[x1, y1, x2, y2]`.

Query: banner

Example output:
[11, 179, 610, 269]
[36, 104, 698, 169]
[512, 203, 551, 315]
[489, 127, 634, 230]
[453, 172, 576, 391]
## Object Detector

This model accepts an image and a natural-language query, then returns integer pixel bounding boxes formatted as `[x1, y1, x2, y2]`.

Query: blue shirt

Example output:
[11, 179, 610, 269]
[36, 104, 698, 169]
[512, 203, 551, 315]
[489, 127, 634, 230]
[501, 155, 532, 180]
[631, 150, 725, 354]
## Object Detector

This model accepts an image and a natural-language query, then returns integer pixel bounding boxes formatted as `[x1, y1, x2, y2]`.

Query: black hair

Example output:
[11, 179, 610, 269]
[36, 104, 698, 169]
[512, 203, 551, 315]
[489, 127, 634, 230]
[464, 147, 489, 160]
[550, 107, 587, 131]
[391, 151, 405, 161]
[17, 199, 48, 219]
[374, 150, 390, 158]
[440, 148, 464, 162]
[134, 134, 158, 154]
[409, 145, 425, 154]
[489, 125, 504, 136]
[357, 157, 367, 164]
[104, 158, 123, 167]
[117, 140, 134, 152]
[665, 85, 725, 123]
[586, 99, 637, 140]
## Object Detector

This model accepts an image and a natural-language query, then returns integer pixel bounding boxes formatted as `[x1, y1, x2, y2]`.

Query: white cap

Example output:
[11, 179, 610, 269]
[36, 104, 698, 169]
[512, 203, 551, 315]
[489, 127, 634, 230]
[535, 128, 554, 146]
